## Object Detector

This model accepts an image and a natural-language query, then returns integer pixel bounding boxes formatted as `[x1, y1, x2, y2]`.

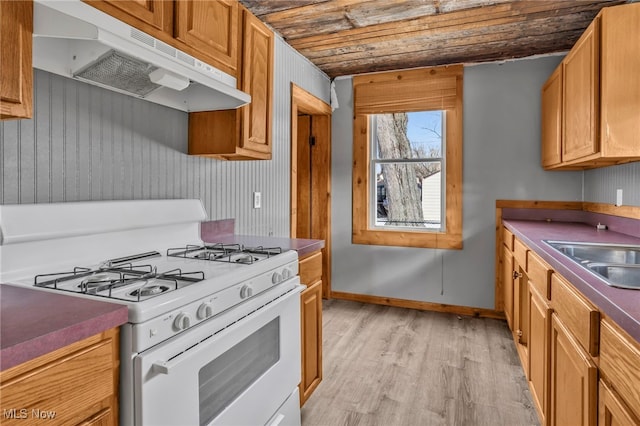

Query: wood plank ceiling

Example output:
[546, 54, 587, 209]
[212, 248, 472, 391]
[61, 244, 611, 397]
[239, 0, 629, 78]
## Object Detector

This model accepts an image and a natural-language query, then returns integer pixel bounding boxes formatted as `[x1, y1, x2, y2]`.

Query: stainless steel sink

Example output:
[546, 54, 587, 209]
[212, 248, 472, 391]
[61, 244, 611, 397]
[545, 241, 640, 265]
[585, 264, 640, 290]
[544, 240, 640, 290]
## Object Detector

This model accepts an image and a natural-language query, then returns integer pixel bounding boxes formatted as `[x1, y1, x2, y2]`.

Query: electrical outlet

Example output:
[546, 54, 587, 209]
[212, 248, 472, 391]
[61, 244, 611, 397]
[616, 189, 623, 207]
[253, 192, 261, 209]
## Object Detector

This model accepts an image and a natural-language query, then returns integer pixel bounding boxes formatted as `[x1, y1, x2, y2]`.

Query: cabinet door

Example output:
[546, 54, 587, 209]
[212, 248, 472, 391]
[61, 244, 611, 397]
[529, 285, 551, 425]
[175, 0, 239, 76]
[550, 314, 598, 426]
[0, 0, 32, 120]
[300, 279, 322, 406]
[563, 18, 599, 163]
[599, 380, 640, 426]
[84, 0, 173, 34]
[514, 261, 529, 373]
[541, 64, 563, 168]
[600, 3, 640, 158]
[239, 9, 274, 155]
[502, 245, 514, 330]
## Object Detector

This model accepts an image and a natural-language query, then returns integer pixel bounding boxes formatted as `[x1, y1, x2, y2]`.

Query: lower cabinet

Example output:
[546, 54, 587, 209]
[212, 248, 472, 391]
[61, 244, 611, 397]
[298, 251, 323, 406]
[599, 318, 640, 424]
[499, 226, 640, 426]
[549, 313, 598, 426]
[598, 380, 640, 426]
[528, 285, 551, 425]
[0, 328, 120, 425]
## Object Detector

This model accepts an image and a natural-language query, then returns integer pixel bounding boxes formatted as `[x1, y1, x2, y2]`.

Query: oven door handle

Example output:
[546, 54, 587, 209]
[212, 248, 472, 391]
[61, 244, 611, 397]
[152, 360, 172, 375]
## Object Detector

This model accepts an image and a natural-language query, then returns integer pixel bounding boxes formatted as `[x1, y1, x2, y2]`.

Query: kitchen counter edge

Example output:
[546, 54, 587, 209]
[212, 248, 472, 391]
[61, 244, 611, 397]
[0, 284, 128, 372]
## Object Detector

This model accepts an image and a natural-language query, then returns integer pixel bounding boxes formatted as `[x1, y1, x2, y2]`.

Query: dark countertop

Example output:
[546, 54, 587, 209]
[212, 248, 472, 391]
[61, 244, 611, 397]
[0, 284, 128, 371]
[203, 234, 325, 259]
[503, 219, 640, 342]
[199, 219, 325, 258]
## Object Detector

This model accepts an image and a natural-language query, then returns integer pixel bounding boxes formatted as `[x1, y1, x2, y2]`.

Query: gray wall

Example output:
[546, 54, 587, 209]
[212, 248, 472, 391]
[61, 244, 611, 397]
[331, 56, 584, 309]
[584, 163, 640, 206]
[0, 37, 330, 237]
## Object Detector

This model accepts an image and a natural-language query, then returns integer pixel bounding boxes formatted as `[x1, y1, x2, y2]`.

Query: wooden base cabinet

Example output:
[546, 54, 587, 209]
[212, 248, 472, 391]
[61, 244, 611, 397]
[598, 380, 640, 426]
[0, 329, 120, 426]
[549, 314, 598, 426]
[298, 251, 323, 406]
[528, 285, 551, 425]
[501, 232, 514, 330]
[599, 318, 640, 424]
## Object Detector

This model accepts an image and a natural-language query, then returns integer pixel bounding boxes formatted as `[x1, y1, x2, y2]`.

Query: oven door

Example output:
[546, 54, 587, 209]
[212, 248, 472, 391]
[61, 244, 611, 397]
[134, 281, 303, 426]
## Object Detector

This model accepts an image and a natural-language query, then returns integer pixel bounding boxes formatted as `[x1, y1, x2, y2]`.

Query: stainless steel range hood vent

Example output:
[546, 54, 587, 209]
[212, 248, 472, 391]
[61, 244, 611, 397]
[32, 0, 250, 112]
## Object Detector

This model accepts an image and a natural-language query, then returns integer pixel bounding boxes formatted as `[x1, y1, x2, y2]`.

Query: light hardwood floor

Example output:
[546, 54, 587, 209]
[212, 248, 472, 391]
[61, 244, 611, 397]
[301, 300, 539, 426]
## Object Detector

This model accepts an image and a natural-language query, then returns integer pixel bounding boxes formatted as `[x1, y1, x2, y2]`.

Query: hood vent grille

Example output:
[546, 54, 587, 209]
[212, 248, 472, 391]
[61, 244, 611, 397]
[74, 50, 162, 97]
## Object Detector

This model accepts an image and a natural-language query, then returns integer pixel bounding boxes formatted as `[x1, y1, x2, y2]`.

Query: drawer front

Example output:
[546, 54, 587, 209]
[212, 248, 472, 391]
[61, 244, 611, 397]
[299, 251, 322, 285]
[600, 319, 640, 419]
[551, 274, 599, 356]
[0, 337, 114, 425]
[513, 237, 528, 270]
[528, 250, 552, 300]
[503, 226, 514, 251]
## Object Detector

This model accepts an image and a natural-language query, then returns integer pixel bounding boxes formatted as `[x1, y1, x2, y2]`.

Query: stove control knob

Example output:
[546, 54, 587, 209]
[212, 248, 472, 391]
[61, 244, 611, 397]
[272, 272, 283, 284]
[173, 312, 192, 331]
[240, 284, 254, 299]
[197, 303, 213, 320]
[282, 268, 292, 280]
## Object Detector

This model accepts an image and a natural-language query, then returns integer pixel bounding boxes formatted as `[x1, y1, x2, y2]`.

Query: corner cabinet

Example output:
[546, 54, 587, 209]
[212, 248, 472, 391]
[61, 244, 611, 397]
[298, 251, 323, 406]
[541, 2, 640, 169]
[0, 329, 120, 425]
[84, 0, 239, 77]
[188, 6, 274, 160]
[0, 0, 33, 120]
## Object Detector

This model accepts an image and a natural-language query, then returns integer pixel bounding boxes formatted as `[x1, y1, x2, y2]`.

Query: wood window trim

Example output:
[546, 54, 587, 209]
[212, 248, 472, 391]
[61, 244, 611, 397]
[352, 65, 463, 249]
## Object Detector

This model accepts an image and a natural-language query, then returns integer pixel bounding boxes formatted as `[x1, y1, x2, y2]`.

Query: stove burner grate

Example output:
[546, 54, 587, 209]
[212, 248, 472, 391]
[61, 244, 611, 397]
[167, 244, 282, 264]
[34, 261, 205, 302]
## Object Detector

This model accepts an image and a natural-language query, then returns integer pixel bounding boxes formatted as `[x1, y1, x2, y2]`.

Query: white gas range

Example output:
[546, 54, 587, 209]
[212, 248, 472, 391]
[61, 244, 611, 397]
[0, 199, 303, 426]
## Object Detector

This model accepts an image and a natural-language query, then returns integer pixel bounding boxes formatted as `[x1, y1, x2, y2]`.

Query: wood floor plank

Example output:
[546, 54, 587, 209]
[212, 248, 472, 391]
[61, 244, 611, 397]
[301, 300, 539, 426]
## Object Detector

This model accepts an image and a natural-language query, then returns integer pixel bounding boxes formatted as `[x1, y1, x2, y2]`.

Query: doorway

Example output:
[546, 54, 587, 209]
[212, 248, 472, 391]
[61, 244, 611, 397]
[290, 84, 332, 298]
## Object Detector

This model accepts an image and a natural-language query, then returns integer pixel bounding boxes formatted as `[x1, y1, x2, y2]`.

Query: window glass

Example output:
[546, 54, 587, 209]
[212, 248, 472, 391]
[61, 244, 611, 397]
[351, 65, 463, 249]
[371, 112, 444, 231]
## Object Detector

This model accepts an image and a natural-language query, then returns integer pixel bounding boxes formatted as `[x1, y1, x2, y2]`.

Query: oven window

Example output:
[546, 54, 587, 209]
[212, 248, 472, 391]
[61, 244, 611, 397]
[198, 318, 280, 425]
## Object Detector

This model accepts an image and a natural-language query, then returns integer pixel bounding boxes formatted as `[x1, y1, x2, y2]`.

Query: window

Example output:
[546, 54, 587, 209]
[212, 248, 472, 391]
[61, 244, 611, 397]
[352, 65, 463, 249]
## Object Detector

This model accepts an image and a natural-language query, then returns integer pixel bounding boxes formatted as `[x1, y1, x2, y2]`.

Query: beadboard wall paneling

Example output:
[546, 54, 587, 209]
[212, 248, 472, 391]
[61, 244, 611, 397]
[583, 162, 640, 207]
[0, 37, 330, 238]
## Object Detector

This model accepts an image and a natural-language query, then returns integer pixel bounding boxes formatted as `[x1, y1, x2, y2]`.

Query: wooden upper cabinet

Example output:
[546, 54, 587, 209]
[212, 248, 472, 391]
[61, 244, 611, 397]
[85, 0, 173, 34]
[174, 0, 239, 76]
[85, 0, 239, 77]
[0, 0, 33, 120]
[541, 2, 640, 169]
[188, 5, 274, 161]
[541, 64, 563, 168]
[239, 9, 273, 155]
[563, 17, 599, 163]
[600, 3, 640, 158]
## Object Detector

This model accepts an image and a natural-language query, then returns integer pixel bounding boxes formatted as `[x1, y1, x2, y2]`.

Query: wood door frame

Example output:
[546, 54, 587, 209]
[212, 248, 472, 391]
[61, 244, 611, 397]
[291, 83, 332, 299]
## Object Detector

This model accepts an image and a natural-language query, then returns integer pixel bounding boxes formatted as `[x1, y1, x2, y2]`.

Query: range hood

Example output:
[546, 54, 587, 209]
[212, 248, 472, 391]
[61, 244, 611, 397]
[32, 0, 250, 112]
